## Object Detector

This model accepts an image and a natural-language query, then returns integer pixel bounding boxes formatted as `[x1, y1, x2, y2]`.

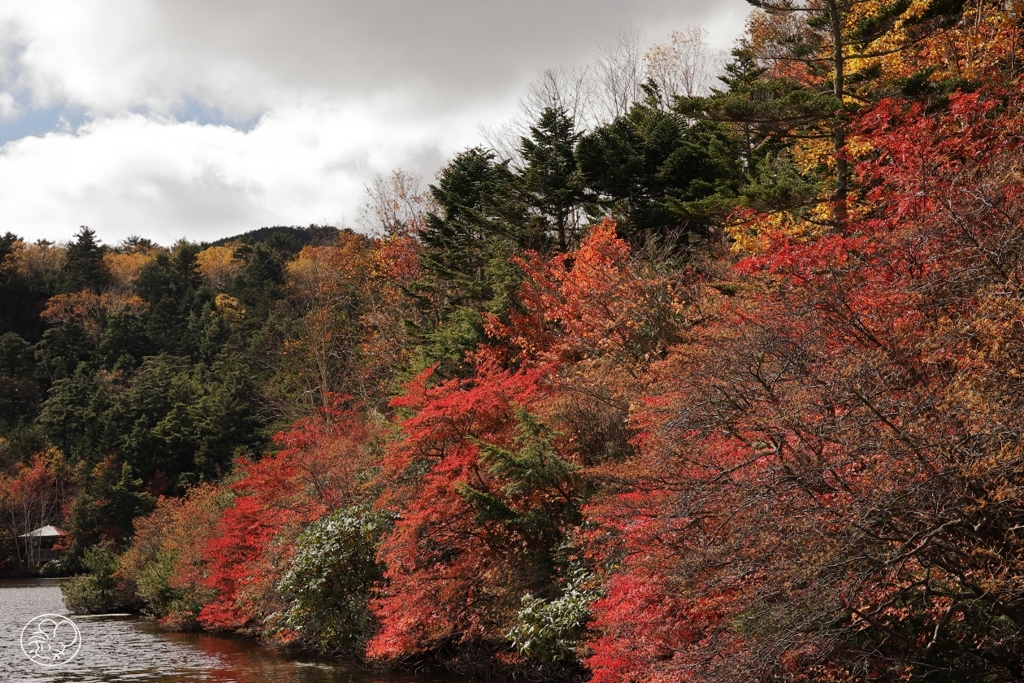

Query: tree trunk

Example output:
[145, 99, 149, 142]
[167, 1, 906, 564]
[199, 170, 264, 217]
[828, 0, 848, 229]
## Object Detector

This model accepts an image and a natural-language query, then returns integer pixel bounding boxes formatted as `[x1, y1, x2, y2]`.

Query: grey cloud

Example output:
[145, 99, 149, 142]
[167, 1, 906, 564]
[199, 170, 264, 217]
[148, 0, 750, 115]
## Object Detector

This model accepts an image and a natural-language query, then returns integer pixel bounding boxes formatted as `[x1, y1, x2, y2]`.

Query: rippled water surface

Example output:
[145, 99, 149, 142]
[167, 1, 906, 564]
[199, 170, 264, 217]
[1, 579, 466, 683]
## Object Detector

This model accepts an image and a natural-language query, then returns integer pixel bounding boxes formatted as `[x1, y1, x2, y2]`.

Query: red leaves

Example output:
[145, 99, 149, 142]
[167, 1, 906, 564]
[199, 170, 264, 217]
[368, 223, 689, 661]
[369, 363, 548, 658]
[385, 361, 544, 471]
[587, 571, 740, 683]
[580, 85, 1024, 680]
[372, 234, 422, 286]
[198, 495, 281, 630]
[196, 397, 370, 631]
[854, 91, 1017, 238]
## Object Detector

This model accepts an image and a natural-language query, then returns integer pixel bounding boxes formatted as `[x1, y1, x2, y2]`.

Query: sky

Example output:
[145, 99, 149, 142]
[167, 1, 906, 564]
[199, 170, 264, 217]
[0, 0, 752, 246]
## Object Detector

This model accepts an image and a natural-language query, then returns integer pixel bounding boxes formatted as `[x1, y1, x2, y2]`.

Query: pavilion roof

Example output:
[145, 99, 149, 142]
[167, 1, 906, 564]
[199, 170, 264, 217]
[18, 525, 68, 538]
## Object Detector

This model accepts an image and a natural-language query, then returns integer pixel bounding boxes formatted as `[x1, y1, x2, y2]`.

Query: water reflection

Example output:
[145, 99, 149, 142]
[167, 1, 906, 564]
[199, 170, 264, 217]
[0, 579, 464, 683]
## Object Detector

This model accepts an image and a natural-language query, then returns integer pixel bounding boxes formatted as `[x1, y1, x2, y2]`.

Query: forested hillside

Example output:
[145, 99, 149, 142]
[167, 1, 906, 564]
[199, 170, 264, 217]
[4, 2, 1024, 680]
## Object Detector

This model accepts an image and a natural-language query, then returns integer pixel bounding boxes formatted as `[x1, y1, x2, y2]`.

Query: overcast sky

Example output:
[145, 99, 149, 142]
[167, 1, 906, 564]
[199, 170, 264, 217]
[0, 0, 751, 246]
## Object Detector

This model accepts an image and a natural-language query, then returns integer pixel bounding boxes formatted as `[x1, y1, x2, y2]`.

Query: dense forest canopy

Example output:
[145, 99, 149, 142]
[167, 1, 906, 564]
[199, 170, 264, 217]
[4, 2, 1024, 681]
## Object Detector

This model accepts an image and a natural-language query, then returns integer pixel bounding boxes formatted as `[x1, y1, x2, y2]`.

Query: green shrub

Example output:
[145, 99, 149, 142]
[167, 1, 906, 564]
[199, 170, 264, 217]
[61, 546, 137, 614]
[507, 568, 601, 663]
[275, 507, 391, 654]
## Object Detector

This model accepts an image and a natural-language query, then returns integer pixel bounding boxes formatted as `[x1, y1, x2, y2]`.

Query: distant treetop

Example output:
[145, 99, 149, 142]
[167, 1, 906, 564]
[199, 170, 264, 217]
[209, 225, 340, 254]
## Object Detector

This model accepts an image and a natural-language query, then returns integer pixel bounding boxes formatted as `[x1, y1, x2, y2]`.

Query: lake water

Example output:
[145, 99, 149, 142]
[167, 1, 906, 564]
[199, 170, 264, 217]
[0, 579, 467, 683]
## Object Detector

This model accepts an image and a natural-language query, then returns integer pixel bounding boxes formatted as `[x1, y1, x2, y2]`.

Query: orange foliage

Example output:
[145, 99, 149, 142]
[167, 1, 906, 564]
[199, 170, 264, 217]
[41, 291, 147, 337]
[116, 485, 225, 629]
[0, 450, 74, 571]
[489, 219, 689, 370]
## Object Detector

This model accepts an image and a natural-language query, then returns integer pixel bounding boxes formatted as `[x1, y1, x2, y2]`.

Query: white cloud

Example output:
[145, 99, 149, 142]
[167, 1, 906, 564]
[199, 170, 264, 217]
[0, 0, 751, 244]
[0, 92, 17, 119]
[0, 93, 509, 245]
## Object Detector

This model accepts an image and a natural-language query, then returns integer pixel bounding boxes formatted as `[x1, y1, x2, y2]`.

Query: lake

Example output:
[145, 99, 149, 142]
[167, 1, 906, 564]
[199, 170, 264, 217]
[0, 579, 468, 683]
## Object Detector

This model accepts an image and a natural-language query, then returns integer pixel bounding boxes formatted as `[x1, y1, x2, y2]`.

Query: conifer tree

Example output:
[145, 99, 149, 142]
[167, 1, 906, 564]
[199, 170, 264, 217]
[61, 227, 108, 293]
[413, 148, 526, 373]
[518, 107, 587, 251]
[686, 0, 970, 233]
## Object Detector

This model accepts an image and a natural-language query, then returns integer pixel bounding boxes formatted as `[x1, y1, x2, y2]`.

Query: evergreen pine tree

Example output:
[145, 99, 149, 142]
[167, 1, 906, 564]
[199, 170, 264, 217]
[61, 227, 108, 293]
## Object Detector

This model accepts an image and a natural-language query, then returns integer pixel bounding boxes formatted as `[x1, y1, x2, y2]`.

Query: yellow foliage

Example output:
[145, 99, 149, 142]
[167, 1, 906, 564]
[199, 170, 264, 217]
[196, 245, 242, 291]
[729, 0, 1006, 254]
[104, 250, 156, 290]
[10, 240, 67, 279]
[285, 234, 373, 302]
[213, 293, 244, 322]
[727, 210, 827, 254]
